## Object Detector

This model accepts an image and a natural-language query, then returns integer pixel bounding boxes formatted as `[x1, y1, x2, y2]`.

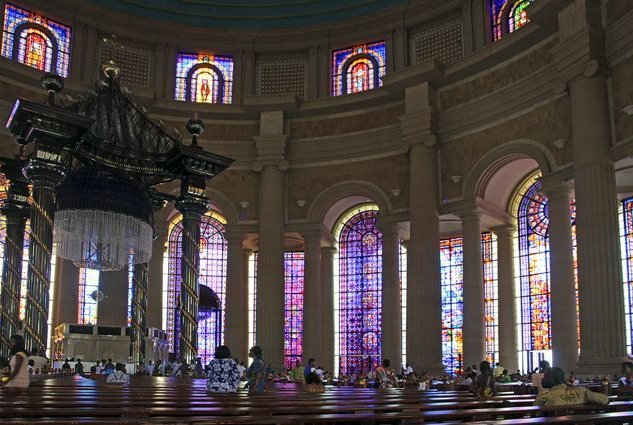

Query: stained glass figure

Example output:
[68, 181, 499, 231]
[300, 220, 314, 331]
[175, 53, 234, 104]
[1, 3, 71, 76]
[284, 252, 304, 369]
[440, 237, 464, 375]
[164, 211, 227, 363]
[490, 0, 534, 41]
[619, 197, 633, 355]
[331, 41, 386, 96]
[334, 205, 382, 376]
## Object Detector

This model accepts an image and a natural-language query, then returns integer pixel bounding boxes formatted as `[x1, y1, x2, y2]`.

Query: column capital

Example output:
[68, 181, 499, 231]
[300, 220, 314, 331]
[398, 112, 437, 148]
[251, 159, 289, 173]
[321, 245, 337, 256]
[491, 224, 516, 238]
[176, 177, 209, 216]
[376, 218, 402, 238]
[540, 177, 573, 201]
[224, 228, 246, 246]
[455, 208, 482, 223]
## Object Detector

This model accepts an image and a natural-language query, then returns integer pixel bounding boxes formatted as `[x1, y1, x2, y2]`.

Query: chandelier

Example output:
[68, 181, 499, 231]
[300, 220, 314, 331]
[53, 167, 154, 271]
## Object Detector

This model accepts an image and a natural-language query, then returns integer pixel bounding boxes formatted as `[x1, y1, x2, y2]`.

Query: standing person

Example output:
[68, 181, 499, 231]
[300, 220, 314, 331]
[206, 346, 240, 393]
[472, 361, 496, 397]
[246, 346, 266, 393]
[290, 360, 304, 383]
[304, 358, 316, 380]
[375, 359, 398, 389]
[4, 335, 29, 388]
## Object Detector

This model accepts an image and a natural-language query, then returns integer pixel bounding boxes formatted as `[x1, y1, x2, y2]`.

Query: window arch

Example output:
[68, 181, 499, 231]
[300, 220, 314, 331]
[333, 204, 382, 376]
[331, 41, 386, 96]
[175, 53, 234, 104]
[1, 3, 71, 76]
[163, 211, 228, 363]
[490, 0, 534, 41]
[511, 171, 577, 371]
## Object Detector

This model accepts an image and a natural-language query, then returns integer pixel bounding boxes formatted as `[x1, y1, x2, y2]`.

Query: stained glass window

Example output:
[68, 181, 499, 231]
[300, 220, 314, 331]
[284, 252, 304, 369]
[490, 0, 534, 42]
[482, 232, 499, 364]
[400, 242, 407, 369]
[440, 237, 464, 375]
[1, 3, 71, 76]
[175, 53, 234, 104]
[512, 171, 578, 371]
[619, 197, 633, 355]
[331, 41, 386, 96]
[164, 211, 228, 363]
[77, 268, 99, 325]
[248, 253, 258, 350]
[334, 204, 382, 376]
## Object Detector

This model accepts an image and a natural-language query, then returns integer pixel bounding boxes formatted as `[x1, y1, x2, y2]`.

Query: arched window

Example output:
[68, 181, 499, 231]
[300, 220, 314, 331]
[334, 204, 382, 376]
[1, 3, 71, 76]
[619, 197, 633, 355]
[175, 53, 234, 104]
[512, 171, 577, 371]
[490, 0, 535, 41]
[163, 211, 228, 363]
[331, 41, 386, 96]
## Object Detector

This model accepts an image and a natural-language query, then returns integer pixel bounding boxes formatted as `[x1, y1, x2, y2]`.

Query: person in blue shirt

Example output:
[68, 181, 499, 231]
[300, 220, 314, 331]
[246, 346, 266, 393]
[304, 358, 315, 380]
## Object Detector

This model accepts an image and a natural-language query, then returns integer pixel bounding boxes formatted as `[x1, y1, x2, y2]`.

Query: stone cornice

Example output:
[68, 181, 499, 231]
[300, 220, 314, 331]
[441, 197, 513, 226]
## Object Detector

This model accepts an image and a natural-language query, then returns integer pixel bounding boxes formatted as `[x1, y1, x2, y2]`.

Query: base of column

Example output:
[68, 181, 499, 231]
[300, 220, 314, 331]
[575, 355, 630, 376]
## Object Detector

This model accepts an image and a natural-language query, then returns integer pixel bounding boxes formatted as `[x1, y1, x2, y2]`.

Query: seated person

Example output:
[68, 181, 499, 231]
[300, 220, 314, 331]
[534, 368, 609, 407]
[305, 372, 325, 393]
[106, 363, 130, 384]
[618, 361, 633, 391]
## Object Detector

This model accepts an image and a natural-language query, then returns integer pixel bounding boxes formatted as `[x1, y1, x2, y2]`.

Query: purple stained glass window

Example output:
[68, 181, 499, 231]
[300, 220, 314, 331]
[620, 198, 633, 355]
[248, 253, 257, 349]
[284, 252, 304, 369]
[165, 213, 227, 363]
[490, 0, 534, 41]
[440, 237, 464, 375]
[482, 232, 499, 364]
[1, 3, 71, 76]
[331, 41, 386, 96]
[336, 207, 382, 376]
[175, 53, 234, 104]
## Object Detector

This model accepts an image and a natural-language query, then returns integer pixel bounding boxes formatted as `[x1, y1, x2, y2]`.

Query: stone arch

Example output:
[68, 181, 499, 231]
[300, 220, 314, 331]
[306, 180, 393, 232]
[462, 139, 557, 202]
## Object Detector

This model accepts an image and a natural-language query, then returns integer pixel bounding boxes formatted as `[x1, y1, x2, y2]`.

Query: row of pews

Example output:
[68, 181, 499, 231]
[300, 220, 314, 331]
[1, 375, 633, 424]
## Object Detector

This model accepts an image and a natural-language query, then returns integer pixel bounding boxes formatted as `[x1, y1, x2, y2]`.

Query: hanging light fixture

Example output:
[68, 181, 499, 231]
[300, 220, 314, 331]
[53, 167, 154, 271]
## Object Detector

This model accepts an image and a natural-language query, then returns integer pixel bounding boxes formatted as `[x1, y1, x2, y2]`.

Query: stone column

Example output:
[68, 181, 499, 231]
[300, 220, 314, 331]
[176, 178, 209, 362]
[23, 160, 66, 352]
[491, 225, 518, 373]
[541, 180, 578, 375]
[146, 211, 169, 329]
[253, 111, 288, 372]
[320, 246, 336, 374]
[97, 269, 128, 326]
[224, 229, 248, 363]
[0, 170, 29, 357]
[401, 83, 443, 374]
[379, 220, 402, 367]
[55, 259, 79, 325]
[458, 210, 485, 368]
[302, 230, 323, 364]
[130, 262, 149, 364]
[552, 0, 626, 374]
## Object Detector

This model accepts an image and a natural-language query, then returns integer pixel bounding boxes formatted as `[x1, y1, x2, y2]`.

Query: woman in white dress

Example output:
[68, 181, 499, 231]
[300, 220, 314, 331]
[4, 335, 29, 388]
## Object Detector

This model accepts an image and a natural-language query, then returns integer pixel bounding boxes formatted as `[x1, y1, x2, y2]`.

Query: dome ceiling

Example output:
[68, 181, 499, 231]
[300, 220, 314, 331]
[85, 0, 409, 28]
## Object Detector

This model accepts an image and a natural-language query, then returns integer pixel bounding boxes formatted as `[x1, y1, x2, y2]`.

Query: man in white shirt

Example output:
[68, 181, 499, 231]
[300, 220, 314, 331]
[315, 366, 324, 380]
[404, 363, 414, 376]
[146, 361, 154, 376]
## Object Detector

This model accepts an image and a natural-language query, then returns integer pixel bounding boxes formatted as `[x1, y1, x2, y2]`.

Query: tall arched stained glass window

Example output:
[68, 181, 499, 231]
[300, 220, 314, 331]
[163, 211, 228, 363]
[512, 171, 578, 371]
[1, 3, 71, 76]
[440, 237, 464, 375]
[284, 252, 304, 369]
[619, 197, 633, 355]
[482, 232, 499, 364]
[248, 253, 257, 350]
[334, 204, 382, 376]
[175, 53, 234, 104]
[331, 41, 386, 96]
[490, 0, 534, 41]
[77, 268, 99, 324]
[399, 242, 407, 369]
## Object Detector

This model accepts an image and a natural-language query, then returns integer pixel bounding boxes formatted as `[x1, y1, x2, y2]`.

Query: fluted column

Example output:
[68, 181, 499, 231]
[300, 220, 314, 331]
[255, 165, 286, 371]
[224, 229, 248, 363]
[459, 210, 485, 368]
[303, 231, 323, 363]
[542, 180, 578, 375]
[130, 262, 148, 364]
[23, 161, 66, 353]
[492, 225, 518, 373]
[0, 171, 29, 356]
[176, 180, 208, 362]
[321, 246, 336, 374]
[380, 220, 402, 367]
[553, 0, 627, 375]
